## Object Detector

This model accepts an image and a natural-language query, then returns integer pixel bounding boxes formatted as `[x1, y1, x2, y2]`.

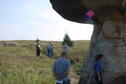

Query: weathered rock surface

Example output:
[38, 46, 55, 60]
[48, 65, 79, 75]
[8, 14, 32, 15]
[79, 21, 126, 84]
[49, 0, 126, 84]
[50, 0, 88, 23]
[50, 0, 126, 23]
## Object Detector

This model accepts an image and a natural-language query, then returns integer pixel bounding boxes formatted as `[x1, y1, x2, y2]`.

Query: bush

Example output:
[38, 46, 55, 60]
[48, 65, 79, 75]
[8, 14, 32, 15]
[62, 34, 74, 47]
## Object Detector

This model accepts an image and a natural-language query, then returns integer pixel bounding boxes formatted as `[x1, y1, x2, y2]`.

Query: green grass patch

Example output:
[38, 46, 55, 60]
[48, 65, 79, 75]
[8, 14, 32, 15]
[0, 40, 90, 84]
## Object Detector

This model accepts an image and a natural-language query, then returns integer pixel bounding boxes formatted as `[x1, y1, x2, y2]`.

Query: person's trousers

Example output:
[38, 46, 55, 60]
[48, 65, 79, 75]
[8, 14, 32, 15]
[36, 49, 40, 56]
[47, 49, 52, 58]
[95, 73, 103, 84]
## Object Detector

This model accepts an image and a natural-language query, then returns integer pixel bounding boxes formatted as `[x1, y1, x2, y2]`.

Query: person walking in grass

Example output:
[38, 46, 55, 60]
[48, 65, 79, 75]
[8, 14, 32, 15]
[47, 42, 52, 58]
[52, 52, 71, 84]
[94, 54, 103, 84]
[62, 42, 69, 55]
[35, 42, 41, 56]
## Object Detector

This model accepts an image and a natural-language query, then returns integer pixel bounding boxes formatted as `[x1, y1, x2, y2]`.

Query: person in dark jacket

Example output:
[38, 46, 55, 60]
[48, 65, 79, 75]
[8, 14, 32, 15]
[36, 42, 41, 56]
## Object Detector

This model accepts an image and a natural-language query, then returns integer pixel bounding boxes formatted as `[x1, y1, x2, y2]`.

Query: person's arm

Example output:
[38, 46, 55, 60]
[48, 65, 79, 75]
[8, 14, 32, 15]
[52, 46, 54, 49]
[58, 69, 69, 79]
[52, 70, 68, 80]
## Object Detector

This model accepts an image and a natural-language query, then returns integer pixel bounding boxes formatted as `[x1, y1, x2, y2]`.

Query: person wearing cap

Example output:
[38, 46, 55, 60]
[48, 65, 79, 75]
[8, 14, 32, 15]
[52, 52, 71, 84]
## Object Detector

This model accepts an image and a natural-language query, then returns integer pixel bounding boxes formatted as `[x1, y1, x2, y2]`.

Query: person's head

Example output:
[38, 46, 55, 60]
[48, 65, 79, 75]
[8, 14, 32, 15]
[64, 42, 67, 45]
[37, 42, 39, 44]
[61, 52, 67, 58]
[95, 54, 103, 61]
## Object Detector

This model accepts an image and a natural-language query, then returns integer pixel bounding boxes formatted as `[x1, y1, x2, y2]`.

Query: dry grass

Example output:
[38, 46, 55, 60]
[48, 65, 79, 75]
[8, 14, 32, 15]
[0, 40, 90, 84]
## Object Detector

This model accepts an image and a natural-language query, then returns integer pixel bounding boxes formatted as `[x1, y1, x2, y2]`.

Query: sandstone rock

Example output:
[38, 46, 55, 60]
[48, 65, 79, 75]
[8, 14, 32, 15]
[79, 21, 126, 84]
[49, 0, 126, 84]
[50, 0, 126, 23]
[50, 0, 88, 23]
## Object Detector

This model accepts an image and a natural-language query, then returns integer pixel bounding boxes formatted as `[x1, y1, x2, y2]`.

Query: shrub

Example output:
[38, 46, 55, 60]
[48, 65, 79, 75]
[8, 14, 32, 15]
[62, 33, 74, 47]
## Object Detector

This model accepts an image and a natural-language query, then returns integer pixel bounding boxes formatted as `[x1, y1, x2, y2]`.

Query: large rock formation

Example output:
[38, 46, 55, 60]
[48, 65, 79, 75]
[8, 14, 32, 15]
[50, 0, 126, 23]
[79, 21, 126, 84]
[50, 0, 126, 84]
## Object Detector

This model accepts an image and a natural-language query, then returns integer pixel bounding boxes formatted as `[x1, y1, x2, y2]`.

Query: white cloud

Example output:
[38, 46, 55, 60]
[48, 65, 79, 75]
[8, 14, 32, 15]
[28, 20, 94, 41]
[39, 10, 64, 21]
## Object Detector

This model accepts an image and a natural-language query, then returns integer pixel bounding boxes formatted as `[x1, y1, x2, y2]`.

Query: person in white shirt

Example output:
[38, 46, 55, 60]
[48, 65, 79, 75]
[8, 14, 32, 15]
[36, 42, 41, 56]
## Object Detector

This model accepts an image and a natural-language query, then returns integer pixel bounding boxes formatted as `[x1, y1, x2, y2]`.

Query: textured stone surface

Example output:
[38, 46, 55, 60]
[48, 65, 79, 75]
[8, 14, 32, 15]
[50, 0, 126, 23]
[49, 0, 126, 84]
[79, 21, 126, 84]
[50, 0, 88, 23]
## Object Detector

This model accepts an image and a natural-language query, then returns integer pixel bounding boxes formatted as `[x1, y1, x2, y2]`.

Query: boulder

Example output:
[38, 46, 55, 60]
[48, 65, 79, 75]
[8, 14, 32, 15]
[6, 42, 19, 47]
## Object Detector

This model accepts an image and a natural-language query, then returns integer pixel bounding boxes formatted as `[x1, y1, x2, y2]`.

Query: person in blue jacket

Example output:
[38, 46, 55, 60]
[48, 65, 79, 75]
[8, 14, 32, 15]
[47, 42, 52, 58]
[52, 52, 71, 84]
[94, 54, 103, 84]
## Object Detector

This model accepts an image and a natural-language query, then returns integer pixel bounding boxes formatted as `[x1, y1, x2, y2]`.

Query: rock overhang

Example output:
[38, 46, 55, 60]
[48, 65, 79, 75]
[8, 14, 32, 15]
[50, 0, 126, 24]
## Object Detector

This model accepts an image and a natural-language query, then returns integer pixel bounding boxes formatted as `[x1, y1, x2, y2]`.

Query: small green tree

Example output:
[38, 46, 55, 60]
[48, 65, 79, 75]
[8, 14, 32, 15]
[62, 33, 74, 47]
[36, 38, 40, 43]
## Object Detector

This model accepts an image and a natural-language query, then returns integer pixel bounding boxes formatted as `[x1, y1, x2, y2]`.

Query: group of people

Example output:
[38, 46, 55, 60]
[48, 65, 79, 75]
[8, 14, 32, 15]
[52, 53, 103, 84]
[47, 42, 69, 58]
[35, 42, 55, 57]
[46, 42, 55, 58]
[36, 42, 103, 84]
[35, 42, 69, 58]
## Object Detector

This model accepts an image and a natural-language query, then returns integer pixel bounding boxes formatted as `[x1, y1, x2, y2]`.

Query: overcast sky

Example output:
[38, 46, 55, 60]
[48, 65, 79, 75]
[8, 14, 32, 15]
[0, 0, 94, 41]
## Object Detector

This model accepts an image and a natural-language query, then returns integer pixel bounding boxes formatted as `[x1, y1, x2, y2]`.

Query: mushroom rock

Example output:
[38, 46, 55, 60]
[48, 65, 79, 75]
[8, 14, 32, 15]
[50, 0, 126, 84]
[50, 0, 126, 24]
[50, 0, 89, 23]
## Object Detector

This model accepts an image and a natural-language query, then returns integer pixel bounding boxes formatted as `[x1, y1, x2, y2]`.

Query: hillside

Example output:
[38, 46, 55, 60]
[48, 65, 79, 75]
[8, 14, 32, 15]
[0, 40, 90, 84]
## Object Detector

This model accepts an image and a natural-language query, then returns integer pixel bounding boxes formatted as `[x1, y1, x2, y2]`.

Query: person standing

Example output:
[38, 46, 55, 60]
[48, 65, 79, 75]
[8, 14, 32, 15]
[51, 43, 55, 56]
[62, 42, 69, 55]
[94, 54, 103, 84]
[35, 42, 41, 56]
[47, 42, 52, 58]
[52, 52, 71, 84]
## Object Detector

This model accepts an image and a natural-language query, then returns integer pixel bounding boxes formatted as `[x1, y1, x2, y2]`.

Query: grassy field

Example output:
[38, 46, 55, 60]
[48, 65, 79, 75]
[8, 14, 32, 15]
[0, 40, 90, 84]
